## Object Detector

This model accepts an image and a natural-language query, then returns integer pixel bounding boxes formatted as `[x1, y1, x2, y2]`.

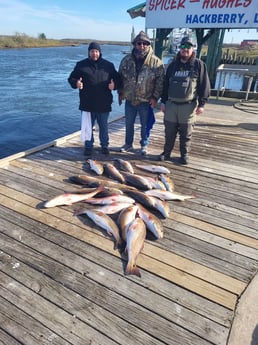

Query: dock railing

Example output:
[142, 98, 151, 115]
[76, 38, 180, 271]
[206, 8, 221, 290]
[216, 64, 258, 100]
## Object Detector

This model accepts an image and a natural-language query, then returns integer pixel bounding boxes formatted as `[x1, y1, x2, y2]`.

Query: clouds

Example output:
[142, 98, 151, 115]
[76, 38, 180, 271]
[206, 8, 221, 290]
[0, 0, 145, 40]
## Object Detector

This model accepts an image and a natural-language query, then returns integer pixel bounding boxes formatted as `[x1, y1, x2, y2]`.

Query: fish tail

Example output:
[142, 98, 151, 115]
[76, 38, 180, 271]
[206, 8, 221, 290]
[125, 261, 141, 277]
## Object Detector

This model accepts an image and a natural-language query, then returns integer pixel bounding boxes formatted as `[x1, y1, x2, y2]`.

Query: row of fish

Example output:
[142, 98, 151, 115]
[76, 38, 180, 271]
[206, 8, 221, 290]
[43, 159, 195, 277]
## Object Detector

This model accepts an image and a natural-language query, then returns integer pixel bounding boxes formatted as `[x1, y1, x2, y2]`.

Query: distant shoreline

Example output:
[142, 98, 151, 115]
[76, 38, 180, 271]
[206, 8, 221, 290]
[0, 34, 131, 49]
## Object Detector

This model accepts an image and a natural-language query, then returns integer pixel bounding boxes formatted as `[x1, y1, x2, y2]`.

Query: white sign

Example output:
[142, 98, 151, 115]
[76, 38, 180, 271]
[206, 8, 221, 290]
[146, 0, 258, 29]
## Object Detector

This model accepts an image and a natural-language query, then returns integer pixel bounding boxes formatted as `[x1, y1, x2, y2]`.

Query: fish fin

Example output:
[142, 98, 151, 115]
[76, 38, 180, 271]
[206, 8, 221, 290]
[114, 238, 123, 251]
[125, 262, 141, 277]
[118, 241, 126, 253]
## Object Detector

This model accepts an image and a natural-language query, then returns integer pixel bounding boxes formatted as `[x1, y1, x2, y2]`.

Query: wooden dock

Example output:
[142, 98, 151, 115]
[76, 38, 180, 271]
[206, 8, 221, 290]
[1, 97, 258, 345]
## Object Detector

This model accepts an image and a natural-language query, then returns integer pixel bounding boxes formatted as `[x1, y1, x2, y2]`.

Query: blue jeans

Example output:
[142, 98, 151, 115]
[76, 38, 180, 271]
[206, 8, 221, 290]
[85, 112, 109, 149]
[124, 100, 149, 147]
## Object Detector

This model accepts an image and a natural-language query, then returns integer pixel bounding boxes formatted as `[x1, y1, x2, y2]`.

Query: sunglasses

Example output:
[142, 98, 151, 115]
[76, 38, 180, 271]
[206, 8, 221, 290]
[180, 43, 193, 49]
[136, 41, 149, 46]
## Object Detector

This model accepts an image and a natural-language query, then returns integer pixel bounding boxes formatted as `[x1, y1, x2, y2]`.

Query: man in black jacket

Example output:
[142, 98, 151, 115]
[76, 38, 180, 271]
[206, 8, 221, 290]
[68, 42, 120, 155]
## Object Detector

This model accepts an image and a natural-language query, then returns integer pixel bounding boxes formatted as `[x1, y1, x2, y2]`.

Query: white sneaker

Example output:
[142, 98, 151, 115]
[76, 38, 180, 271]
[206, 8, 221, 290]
[120, 144, 133, 152]
[141, 146, 147, 156]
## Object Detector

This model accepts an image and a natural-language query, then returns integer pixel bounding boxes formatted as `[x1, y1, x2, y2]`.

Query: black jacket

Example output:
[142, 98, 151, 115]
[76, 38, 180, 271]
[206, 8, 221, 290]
[68, 57, 121, 112]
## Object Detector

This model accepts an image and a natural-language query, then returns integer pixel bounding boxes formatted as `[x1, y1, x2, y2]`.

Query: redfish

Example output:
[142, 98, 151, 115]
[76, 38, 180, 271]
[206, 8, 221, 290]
[95, 202, 134, 215]
[125, 218, 146, 277]
[82, 209, 122, 250]
[44, 185, 103, 208]
[87, 159, 104, 175]
[84, 194, 135, 205]
[104, 163, 125, 183]
[145, 189, 195, 201]
[135, 164, 170, 174]
[136, 203, 164, 239]
[117, 204, 138, 242]
[114, 158, 134, 174]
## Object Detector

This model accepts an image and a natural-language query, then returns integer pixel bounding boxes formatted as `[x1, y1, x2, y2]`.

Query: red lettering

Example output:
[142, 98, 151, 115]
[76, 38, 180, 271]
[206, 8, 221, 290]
[178, 0, 186, 9]
[148, 0, 186, 11]
[148, 0, 155, 11]
[170, 0, 177, 9]
[202, 0, 211, 8]
[227, 0, 237, 7]
[243, 0, 252, 6]
[202, 0, 251, 8]
[163, 0, 170, 10]
[155, 0, 163, 10]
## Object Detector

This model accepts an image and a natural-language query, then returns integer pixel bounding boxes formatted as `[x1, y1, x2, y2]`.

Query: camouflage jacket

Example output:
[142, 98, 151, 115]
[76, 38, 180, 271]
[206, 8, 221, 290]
[118, 46, 165, 105]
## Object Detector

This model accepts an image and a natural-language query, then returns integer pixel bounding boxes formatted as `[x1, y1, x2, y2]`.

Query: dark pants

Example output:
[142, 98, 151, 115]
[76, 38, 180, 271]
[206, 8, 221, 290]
[85, 112, 109, 149]
[163, 100, 197, 157]
[163, 121, 194, 157]
[124, 100, 149, 147]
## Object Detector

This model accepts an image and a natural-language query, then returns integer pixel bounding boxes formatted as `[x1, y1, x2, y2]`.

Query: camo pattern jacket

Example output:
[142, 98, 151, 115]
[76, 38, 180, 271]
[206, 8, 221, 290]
[118, 47, 165, 105]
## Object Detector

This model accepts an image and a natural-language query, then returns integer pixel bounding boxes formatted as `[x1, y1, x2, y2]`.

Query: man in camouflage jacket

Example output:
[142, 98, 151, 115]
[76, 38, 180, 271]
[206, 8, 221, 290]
[118, 31, 164, 155]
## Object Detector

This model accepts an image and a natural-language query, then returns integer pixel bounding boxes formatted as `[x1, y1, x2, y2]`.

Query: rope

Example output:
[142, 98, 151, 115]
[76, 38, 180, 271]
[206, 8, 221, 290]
[233, 99, 258, 115]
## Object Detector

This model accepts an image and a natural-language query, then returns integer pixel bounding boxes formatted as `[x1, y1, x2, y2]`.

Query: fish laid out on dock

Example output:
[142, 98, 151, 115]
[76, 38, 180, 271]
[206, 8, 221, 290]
[151, 196, 170, 218]
[114, 158, 134, 174]
[125, 218, 146, 277]
[137, 203, 164, 239]
[45, 158, 194, 277]
[145, 189, 195, 201]
[159, 173, 175, 192]
[122, 172, 153, 190]
[95, 202, 134, 215]
[84, 194, 135, 205]
[87, 159, 104, 175]
[104, 163, 125, 184]
[44, 185, 103, 208]
[117, 204, 139, 242]
[135, 164, 171, 174]
[144, 176, 166, 190]
[75, 209, 122, 250]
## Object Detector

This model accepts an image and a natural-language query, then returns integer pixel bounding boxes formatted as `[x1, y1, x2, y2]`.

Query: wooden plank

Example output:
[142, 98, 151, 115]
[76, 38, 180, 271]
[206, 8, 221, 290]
[0, 272, 117, 345]
[172, 213, 258, 251]
[0, 328, 23, 345]
[0, 186, 240, 310]
[0, 296, 70, 345]
[0, 205, 233, 328]
[162, 227, 257, 282]
[0, 233, 227, 345]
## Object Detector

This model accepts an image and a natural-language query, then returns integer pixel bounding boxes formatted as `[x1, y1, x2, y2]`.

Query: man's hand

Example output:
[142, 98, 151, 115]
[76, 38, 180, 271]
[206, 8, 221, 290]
[118, 93, 124, 106]
[108, 79, 115, 91]
[160, 103, 165, 113]
[196, 107, 204, 115]
[150, 97, 157, 108]
[77, 77, 83, 90]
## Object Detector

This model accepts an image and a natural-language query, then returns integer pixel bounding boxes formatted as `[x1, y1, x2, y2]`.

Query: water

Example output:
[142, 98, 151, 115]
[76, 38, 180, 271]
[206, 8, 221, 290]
[0, 44, 129, 159]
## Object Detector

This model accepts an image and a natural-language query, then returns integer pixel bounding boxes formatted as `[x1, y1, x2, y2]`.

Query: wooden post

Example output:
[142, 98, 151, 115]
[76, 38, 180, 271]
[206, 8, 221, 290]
[206, 29, 225, 88]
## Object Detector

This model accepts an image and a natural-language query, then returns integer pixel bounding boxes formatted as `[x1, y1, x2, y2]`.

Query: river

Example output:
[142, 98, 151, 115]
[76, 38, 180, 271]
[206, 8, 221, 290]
[0, 44, 129, 159]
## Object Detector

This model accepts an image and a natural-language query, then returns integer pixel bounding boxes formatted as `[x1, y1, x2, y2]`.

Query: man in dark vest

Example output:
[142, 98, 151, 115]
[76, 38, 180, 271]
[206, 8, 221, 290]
[160, 36, 210, 165]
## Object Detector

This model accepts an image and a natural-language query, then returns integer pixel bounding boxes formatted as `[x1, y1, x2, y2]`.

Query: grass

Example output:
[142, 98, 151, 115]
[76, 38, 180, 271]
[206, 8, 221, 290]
[0, 34, 130, 49]
[0, 34, 72, 48]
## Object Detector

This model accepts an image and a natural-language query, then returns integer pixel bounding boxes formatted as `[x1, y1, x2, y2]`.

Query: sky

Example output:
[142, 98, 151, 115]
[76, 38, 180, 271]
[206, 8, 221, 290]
[0, 0, 257, 43]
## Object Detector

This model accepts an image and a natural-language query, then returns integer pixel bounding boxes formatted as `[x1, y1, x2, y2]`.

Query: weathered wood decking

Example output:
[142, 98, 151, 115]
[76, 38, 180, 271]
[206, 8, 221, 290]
[0, 98, 258, 345]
